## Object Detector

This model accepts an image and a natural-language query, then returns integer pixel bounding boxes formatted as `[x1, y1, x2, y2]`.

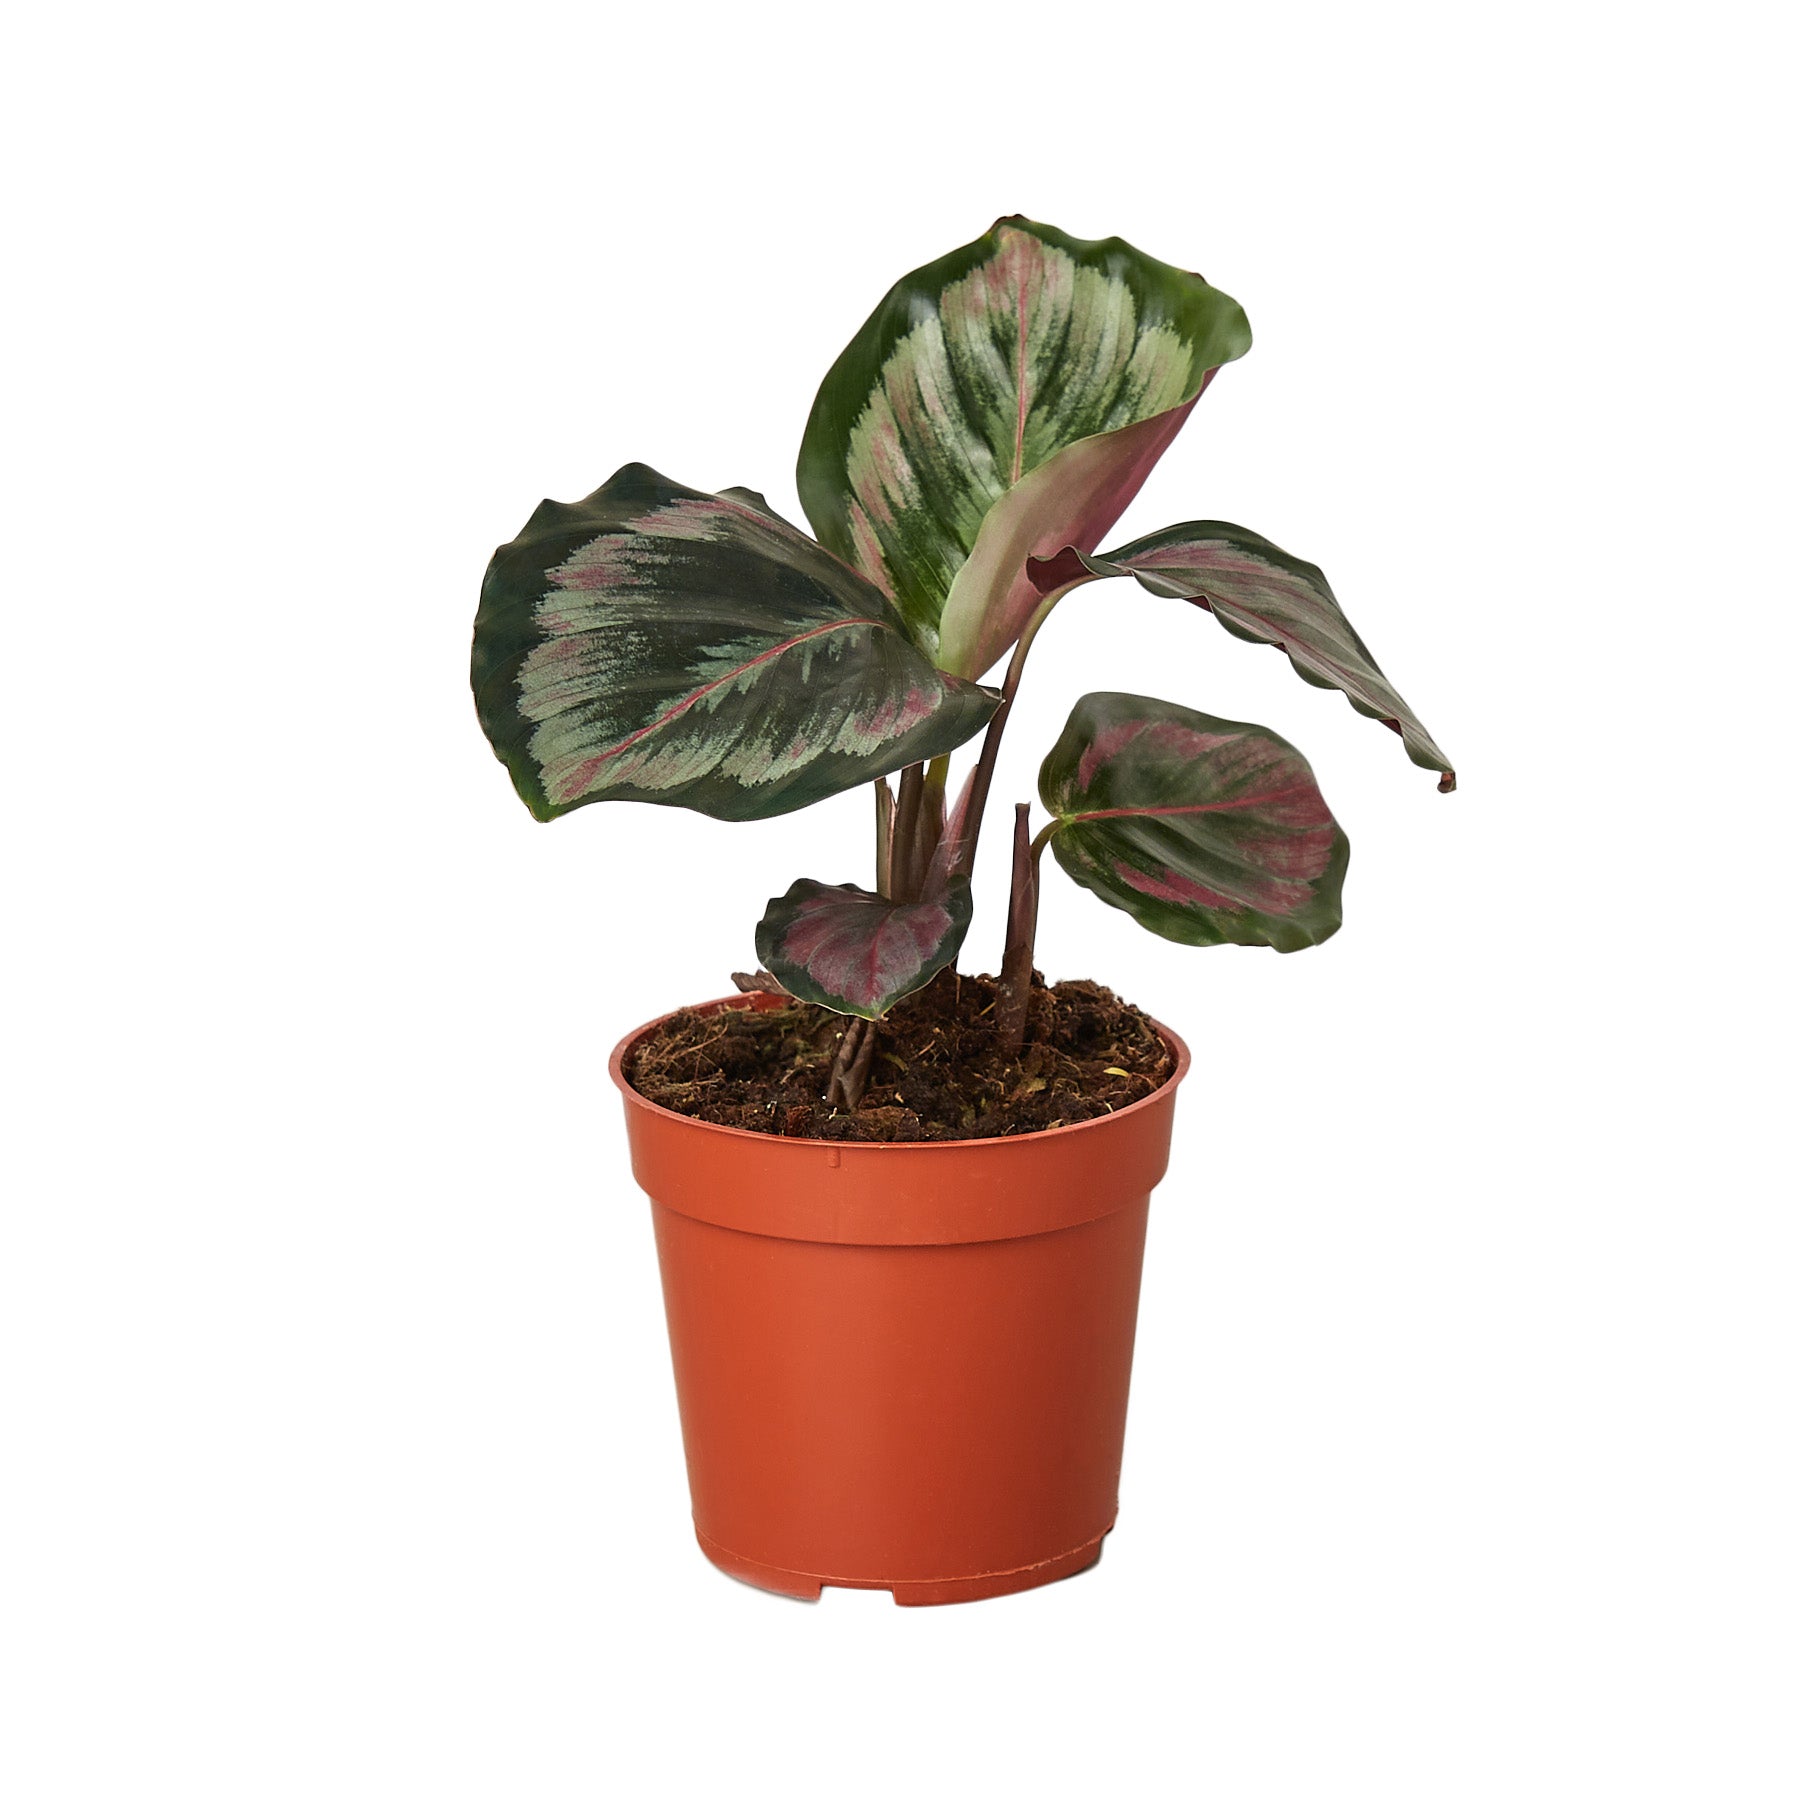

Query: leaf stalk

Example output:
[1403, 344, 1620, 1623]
[937, 584, 1070, 890]
[995, 803, 1040, 1055]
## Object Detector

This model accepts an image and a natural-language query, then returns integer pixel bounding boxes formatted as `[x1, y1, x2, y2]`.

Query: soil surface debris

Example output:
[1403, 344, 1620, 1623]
[626, 971, 1174, 1142]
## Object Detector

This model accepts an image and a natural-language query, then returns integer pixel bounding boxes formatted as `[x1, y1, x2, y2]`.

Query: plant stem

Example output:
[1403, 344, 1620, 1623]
[887, 758, 951, 904]
[874, 777, 895, 898]
[825, 1016, 866, 1107]
[995, 803, 1039, 1056]
[945, 587, 1068, 888]
[843, 1016, 878, 1109]
[914, 775, 944, 896]
[824, 1015, 878, 1110]
[891, 764, 925, 901]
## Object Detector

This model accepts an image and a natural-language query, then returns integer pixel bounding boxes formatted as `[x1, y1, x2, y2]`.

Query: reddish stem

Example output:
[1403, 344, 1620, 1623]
[944, 587, 1066, 889]
[891, 763, 925, 901]
[842, 1016, 878, 1109]
[995, 803, 1039, 1055]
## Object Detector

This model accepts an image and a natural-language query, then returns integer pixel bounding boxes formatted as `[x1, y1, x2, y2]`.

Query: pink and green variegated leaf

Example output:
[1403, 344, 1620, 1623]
[1040, 692, 1348, 952]
[1029, 523, 1455, 791]
[798, 217, 1251, 679]
[471, 464, 999, 823]
[755, 877, 973, 1020]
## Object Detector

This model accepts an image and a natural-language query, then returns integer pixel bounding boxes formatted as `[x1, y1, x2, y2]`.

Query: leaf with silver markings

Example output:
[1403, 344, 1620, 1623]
[472, 464, 999, 823]
[798, 217, 1251, 679]
[1040, 692, 1348, 951]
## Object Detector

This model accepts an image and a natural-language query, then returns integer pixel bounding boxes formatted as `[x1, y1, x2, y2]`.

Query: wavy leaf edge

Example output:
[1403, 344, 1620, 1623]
[797, 216, 1252, 678]
[1039, 690, 1349, 952]
[1027, 526, 1455, 792]
[472, 463, 1001, 824]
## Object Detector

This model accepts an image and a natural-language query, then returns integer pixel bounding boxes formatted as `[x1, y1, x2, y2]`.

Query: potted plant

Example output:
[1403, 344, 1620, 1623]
[472, 217, 1453, 1604]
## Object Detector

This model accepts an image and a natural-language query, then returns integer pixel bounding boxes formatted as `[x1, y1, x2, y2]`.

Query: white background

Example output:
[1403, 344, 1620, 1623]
[5, 2, 1794, 1794]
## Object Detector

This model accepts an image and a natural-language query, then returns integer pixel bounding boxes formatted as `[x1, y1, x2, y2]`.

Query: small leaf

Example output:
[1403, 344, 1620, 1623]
[756, 878, 973, 1019]
[798, 217, 1250, 677]
[1029, 523, 1454, 790]
[472, 464, 999, 823]
[1040, 692, 1347, 951]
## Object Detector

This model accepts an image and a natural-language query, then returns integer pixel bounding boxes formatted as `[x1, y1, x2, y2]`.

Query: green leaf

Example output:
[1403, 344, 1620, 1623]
[756, 878, 973, 1019]
[1029, 523, 1455, 791]
[472, 464, 1000, 823]
[797, 217, 1251, 678]
[1039, 692, 1348, 951]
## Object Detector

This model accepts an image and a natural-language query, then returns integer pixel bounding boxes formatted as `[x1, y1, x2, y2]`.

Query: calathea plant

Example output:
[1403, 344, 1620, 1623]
[473, 218, 1453, 1107]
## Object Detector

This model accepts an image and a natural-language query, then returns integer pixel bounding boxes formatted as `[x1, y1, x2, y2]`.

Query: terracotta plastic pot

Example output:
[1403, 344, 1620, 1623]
[611, 993, 1190, 1606]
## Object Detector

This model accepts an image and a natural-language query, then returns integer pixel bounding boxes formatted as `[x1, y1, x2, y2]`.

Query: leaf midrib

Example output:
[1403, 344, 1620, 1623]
[1011, 276, 1029, 485]
[1060, 785, 1314, 824]
[571, 616, 880, 772]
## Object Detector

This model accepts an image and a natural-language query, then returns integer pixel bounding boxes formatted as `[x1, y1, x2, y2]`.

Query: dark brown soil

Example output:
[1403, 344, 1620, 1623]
[625, 971, 1174, 1142]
